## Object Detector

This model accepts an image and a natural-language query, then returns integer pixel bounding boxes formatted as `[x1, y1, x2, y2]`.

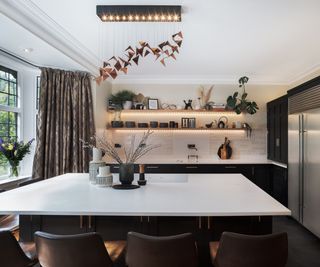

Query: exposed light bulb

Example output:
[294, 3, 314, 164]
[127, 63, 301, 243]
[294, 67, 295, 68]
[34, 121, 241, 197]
[142, 15, 146, 20]
[148, 15, 152, 20]
[161, 15, 166, 21]
[122, 15, 126, 20]
[116, 15, 120, 20]
[155, 15, 159, 20]
[102, 15, 107, 21]
[167, 15, 172, 21]
[135, 15, 139, 20]
[173, 15, 179, 21]
[129, 15, 133, 20]
[109, 15, 114, 20]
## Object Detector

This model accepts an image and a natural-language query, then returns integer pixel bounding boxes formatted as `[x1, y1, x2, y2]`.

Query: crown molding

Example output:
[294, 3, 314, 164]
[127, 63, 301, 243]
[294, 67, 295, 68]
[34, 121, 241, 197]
[110, 75, 289, 86]
[0, 0, 99, 75]
[288, 63, 320, 87]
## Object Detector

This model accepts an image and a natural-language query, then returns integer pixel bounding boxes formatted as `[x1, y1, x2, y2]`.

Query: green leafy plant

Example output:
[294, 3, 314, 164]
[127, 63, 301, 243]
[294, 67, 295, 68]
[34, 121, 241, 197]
[110, 90, 136, 105]
[226, 76, 259, 115]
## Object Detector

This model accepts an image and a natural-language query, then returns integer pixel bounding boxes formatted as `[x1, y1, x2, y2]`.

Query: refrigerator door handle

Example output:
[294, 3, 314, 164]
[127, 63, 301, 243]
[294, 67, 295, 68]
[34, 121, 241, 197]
[299, 114, 305, 223]
[298, 114, 302, 222]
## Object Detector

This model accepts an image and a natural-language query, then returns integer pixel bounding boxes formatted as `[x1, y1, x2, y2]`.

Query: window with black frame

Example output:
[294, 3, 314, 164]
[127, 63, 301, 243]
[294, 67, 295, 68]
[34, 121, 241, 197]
[0, 65, 18, 141]
[0, 65, 19, 176]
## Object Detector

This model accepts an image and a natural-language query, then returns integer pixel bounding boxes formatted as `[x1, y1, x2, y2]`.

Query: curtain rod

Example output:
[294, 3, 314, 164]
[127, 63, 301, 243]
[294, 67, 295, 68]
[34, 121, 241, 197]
[0, 48, 41, 69]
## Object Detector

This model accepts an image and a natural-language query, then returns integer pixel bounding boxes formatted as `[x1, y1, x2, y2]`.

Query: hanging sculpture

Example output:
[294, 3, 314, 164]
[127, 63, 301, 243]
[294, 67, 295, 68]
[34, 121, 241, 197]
[96, 31, 183, 84]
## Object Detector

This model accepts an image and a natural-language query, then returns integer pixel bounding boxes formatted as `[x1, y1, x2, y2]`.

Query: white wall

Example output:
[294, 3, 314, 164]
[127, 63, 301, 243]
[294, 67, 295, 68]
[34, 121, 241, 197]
[108, 83, 288, 161]
[0, 54, 40, 176]
[92, 80, 112, 136]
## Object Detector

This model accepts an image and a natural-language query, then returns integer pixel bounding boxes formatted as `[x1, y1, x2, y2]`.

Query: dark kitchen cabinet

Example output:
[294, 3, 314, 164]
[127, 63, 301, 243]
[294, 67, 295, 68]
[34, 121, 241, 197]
[94, 216, 145, 240]
[271, 165, 288, 207]
[251, 165, 272, 194]
[267, 95, 288, 164]
[41, 216, 88, 235]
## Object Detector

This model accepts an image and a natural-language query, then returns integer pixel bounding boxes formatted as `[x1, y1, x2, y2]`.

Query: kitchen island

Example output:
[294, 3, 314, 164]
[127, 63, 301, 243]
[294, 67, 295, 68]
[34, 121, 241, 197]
[0, 173, 290, 266]
[0, 173, 290, 216]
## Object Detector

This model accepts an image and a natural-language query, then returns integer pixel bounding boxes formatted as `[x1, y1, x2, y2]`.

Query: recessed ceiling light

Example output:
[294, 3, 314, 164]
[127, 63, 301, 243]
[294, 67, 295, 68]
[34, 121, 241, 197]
[23, 48, 33, 53]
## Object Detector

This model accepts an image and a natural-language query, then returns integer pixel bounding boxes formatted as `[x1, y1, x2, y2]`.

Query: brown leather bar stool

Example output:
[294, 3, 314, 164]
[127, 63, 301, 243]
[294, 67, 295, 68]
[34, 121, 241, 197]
[0, 189, 19, 232]
[35, 231, 114, 267]
[0, 230, 38, 267]
[0, 185, 37, 260]
[126, 232, 198, 267]
[209, 232, 288, 267]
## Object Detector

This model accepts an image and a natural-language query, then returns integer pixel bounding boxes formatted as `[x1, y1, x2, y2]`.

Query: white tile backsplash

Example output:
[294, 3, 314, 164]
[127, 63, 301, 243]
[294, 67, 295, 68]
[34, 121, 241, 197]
[107, 128, 267, 162]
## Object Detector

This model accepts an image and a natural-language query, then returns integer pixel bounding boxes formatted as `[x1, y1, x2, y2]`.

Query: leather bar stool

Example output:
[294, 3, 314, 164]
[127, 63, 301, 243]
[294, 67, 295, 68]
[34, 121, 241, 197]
[126, 232, 198, 267]
[35, 231, 114, 267]
[0, 183, 37, 260]
[209, 232, 288, 267]
[0, 189, 19, 232]
[0, 230, 38, 267]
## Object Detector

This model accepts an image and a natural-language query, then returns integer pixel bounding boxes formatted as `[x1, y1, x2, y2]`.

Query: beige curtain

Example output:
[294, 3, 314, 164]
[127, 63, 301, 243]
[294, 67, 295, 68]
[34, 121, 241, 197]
[32, 68, 95, 179]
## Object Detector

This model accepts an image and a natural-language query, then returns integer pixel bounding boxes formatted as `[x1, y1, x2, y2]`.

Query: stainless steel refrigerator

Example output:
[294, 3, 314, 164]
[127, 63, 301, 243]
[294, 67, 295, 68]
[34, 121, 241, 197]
[288, 104, 320, 238]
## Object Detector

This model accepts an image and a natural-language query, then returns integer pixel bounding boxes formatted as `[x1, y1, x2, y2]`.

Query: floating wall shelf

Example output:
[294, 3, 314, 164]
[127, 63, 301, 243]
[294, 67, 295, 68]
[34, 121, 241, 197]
[107, 127, 245, 133]
[107, 109, 241, 115]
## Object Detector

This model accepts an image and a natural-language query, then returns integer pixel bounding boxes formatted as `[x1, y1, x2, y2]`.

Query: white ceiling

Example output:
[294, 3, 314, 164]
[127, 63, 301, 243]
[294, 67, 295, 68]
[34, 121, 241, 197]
[0, 13, 86, 71]
[1, 0, 320, 84]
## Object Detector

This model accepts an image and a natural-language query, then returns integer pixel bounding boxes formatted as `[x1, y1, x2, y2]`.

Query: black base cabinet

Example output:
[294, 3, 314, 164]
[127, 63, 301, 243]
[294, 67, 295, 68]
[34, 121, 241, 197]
[271, 165, 288, 207]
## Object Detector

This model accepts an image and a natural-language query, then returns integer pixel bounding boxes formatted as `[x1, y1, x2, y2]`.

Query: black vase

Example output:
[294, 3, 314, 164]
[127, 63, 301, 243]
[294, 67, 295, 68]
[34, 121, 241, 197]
[119, 164, 134, 185]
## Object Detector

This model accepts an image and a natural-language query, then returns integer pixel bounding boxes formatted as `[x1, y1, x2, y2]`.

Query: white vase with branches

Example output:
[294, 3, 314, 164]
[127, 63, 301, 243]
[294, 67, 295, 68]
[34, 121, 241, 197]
[81, 130, 159, 185]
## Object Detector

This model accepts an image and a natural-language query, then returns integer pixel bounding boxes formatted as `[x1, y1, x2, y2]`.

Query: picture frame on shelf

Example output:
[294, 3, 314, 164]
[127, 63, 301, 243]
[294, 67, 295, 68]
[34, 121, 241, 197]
[148, 99, 159, 110]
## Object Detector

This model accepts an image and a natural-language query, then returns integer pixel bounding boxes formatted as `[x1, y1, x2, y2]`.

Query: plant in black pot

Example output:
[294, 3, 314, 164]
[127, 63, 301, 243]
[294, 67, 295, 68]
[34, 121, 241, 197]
[110, 90, 136, 110]
[226, 76, 259, 115]
[94, 130, 160, 189]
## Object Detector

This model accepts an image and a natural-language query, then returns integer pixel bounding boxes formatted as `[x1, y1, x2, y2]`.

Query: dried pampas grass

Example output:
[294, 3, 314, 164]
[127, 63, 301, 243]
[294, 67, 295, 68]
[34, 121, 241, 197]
[198, 85, 214, 106]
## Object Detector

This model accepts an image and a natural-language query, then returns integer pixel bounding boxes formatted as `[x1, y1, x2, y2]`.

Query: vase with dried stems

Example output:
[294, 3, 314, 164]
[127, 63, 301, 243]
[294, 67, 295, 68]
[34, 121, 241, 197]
[81, 130, 160, 186]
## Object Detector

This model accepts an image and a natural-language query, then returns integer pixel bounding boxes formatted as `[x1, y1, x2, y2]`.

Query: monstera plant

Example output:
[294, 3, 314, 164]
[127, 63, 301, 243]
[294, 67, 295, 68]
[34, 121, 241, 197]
[226, 76, 259, 115]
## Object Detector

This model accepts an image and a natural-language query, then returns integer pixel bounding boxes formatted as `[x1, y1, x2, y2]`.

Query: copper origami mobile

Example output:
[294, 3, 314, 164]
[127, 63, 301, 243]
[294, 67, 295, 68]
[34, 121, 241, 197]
[96, 31, 183, 84]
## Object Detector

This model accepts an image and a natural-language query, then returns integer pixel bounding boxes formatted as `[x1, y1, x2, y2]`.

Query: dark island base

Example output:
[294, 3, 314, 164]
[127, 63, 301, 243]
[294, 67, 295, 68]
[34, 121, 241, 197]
[20, 215, 272, 267]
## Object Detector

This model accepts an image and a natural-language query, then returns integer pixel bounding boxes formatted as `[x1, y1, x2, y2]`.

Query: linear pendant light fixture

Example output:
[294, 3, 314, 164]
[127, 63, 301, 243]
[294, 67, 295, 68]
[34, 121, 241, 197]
[96, 5, 182, 22]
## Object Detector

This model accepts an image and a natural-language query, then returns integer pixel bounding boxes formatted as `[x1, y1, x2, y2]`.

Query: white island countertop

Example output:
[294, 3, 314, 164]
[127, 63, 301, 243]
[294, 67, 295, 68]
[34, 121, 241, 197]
[0, 173, 291, 217]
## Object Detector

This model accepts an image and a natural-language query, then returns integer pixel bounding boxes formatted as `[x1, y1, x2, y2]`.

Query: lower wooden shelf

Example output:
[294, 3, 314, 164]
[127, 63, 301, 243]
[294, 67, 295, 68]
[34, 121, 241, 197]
[107, 127, 246, 132]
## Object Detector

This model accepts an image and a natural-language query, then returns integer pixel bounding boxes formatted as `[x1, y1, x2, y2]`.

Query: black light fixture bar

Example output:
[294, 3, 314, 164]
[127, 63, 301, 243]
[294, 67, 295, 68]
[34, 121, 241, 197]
[96, 5, 181, 22]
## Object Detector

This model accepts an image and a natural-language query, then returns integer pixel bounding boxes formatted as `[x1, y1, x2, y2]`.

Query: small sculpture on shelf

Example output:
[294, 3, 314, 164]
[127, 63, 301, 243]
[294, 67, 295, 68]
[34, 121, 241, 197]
[183, 99, 193, 110]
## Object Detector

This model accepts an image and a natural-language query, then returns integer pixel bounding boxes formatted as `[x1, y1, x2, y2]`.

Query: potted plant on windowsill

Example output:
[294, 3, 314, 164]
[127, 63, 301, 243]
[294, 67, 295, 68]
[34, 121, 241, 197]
[0, 138, 34, 177]
[226, 76, 259, 115]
